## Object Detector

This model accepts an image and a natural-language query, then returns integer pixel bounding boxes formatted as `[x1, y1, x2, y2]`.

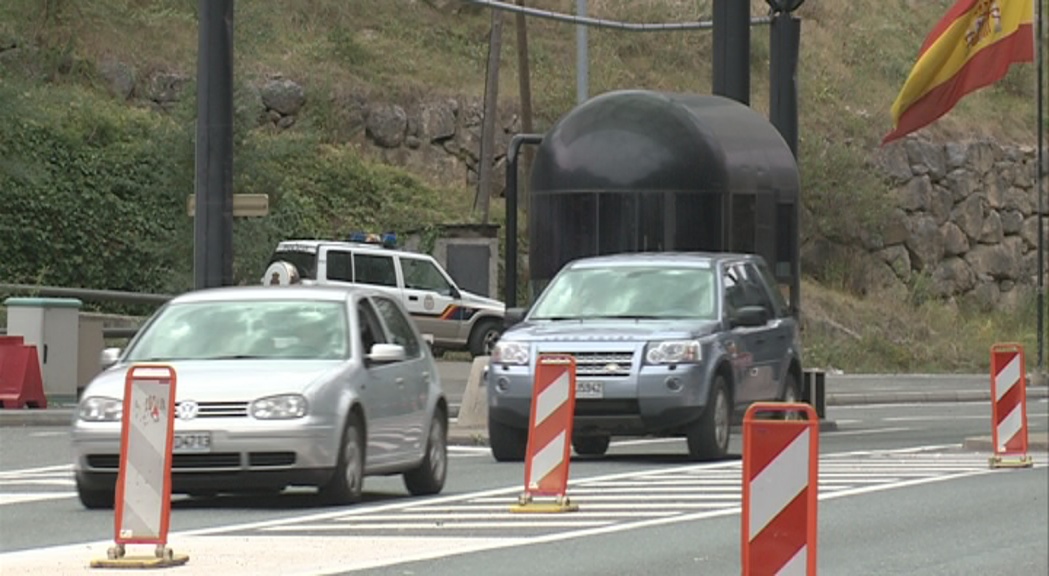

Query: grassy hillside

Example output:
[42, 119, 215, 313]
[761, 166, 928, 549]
[0, 0, 1043, 372]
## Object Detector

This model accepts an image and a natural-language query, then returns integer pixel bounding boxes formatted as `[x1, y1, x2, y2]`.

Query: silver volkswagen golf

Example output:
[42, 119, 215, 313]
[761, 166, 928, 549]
[71, 285, 448, 508]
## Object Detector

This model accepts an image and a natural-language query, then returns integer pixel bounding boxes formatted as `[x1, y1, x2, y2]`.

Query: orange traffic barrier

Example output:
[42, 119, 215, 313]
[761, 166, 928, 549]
[989, 343, 1034, 468]
[93, 364, 188, 568]
[742, 402, 819, 576]
[511, 353, 579, 513]
[0, 340, 47, 409]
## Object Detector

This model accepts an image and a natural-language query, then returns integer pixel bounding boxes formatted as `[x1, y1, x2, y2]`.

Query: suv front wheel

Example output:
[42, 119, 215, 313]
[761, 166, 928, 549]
[686, 375, 731, 461]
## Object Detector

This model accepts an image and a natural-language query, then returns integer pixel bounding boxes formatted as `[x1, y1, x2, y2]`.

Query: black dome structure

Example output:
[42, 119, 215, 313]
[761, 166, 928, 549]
[525, 89, 800, 304]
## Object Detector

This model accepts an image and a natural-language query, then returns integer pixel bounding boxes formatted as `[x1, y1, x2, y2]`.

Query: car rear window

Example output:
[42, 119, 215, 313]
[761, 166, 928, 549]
[529, 266, 717, 320]
[125, 300, 349, 362]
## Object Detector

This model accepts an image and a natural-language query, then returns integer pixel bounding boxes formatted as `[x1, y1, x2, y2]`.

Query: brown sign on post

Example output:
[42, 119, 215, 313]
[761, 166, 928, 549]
[186, 194, 269, 218]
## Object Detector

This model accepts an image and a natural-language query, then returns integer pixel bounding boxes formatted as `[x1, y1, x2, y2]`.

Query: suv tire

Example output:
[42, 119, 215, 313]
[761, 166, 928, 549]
[468, 319, 502, 358]
[572, 435, 611, 456]
[686, 375, 731, 461]
[76, 476, 114, 510]
[488, 416, 527, 462]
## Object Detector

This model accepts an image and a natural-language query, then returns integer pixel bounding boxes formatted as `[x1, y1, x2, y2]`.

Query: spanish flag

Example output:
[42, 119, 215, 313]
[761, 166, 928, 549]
[882, 0, 1035, 145]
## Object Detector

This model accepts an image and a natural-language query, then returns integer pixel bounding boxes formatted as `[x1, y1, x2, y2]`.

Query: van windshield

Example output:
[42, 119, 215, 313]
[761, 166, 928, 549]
[529, 266, 717, 321]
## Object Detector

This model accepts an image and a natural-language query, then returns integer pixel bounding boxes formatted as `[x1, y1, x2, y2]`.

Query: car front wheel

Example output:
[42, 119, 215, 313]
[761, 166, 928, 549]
[572, 435, 611, 456]
[686, 375, 731, 461]
[468, 319, 502, 357]
[76, 476, 115, 510]
[403, 411, 448, 496]
[319, 413, 365, 505]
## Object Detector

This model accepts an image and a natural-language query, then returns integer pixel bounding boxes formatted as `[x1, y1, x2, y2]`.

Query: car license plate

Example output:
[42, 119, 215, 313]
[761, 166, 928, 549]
[576, 381, 603, 399]
[173, 432, 212, 454]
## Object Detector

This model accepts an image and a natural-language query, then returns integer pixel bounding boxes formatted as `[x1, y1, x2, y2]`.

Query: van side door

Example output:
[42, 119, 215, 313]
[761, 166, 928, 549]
[398, 255, 462, 345]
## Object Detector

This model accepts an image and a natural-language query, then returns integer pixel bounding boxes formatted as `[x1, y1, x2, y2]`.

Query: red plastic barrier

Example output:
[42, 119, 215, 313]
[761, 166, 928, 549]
[0, 344, 48, 409]
[522, 354, 577, 500]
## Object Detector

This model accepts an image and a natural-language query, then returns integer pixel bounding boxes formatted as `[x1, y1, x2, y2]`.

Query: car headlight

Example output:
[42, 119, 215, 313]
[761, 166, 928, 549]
[78, 397, 123, 422]
[492, 341, 529, 365]
[645, 340, 703, 365]
[251, 394, 308, 420]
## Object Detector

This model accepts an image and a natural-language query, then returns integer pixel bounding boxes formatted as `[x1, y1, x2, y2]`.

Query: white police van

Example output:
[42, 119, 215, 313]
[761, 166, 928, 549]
[263, 232, 505, 357]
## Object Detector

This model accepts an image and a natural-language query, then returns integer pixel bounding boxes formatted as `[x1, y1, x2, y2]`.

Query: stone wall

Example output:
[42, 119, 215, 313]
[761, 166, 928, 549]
[865, 137, 1046, 309]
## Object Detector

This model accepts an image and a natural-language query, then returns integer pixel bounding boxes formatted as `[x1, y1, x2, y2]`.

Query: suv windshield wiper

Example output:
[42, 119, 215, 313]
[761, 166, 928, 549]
[206, 354, 268, 360]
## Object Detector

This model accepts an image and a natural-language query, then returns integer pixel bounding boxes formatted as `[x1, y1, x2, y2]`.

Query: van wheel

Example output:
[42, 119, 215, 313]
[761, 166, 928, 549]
[319, 412, 364, 505]
[686, 375, 731, 461]
[489, 416, 527, 462]
[469, 319, 502, 357]
[403, 411, 448, 496]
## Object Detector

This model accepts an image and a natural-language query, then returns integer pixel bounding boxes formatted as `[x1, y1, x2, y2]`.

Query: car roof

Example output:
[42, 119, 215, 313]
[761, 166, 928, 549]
[168, 284, 387, 305]
[564, 251, 762, 269]
[275, 239, 431, 258]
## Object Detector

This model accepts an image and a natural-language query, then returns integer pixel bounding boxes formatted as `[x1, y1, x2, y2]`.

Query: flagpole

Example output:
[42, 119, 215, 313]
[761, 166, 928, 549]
[1037, 0, 1045, 373]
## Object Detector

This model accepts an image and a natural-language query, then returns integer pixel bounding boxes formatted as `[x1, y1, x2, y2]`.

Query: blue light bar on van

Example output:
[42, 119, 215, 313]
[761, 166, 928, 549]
[348, 231, 397, 248]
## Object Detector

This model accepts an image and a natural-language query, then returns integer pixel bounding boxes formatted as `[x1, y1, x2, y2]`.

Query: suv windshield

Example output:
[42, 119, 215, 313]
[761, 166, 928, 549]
[126, 300, 349, 362]
[529, 265, 717, 320]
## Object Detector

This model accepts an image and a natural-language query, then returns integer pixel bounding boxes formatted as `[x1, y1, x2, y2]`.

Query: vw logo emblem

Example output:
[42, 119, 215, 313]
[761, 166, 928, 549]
[176, 401, 200, 421]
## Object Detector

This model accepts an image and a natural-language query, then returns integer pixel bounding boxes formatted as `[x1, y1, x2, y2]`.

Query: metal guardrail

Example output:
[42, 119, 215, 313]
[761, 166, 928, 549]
[0, 283, 174, 305]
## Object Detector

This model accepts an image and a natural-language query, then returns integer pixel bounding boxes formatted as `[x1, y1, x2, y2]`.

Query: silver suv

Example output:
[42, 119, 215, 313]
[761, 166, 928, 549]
[486, 252, 803, 462]
[264, 235, 505, 357]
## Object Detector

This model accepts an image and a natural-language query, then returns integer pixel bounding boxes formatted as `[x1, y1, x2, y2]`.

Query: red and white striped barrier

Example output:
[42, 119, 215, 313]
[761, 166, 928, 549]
[989, 343, 1034, 468]
[742, 402, 819, 576]
[93, 364, 188, 568]
[512, 353, 578, 512]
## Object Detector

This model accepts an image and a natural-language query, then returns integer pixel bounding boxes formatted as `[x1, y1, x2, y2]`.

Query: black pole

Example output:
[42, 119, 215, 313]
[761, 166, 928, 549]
[1036, 0, 1045, 372]
[194, 0, 235, 290]
[504, 133, 544, 308]
[712, 0, 751, 105]
[769, 9, 802, 315]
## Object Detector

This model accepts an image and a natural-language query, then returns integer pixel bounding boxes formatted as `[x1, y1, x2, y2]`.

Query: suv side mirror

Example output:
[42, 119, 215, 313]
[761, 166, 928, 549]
[504, 307, 528, 329]
[100, 347, 122, 370]
[732, 306, 770, 328]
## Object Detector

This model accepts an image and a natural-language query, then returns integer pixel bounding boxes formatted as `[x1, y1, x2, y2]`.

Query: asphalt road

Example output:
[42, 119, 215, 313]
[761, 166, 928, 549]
[0, 399, 1046, 574]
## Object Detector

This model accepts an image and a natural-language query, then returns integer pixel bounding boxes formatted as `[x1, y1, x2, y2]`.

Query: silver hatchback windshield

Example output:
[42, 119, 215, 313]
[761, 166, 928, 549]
[126, 300, 349, 362]
[529, 265, 717, 320]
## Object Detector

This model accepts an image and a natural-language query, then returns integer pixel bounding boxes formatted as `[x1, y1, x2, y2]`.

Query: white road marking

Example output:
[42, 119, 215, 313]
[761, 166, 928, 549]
[828, 426, 913, 436]
[0, 445, 1042, 575]
[0, 492, 77, 506]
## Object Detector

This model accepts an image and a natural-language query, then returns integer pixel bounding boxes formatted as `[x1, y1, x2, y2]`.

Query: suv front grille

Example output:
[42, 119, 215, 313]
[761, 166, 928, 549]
[551, 352, 635, 377]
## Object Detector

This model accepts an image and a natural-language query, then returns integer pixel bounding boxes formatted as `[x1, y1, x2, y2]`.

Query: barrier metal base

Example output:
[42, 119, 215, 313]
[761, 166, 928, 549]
[509, 494, 579, 514]
[989, 455, 1035, 469]
[91, 544, 189, 569]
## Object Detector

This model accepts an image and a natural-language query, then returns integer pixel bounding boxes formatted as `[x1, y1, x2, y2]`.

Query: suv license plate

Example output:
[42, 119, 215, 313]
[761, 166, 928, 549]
[173, 432, 212, 454]
[576, 381, 603, 399]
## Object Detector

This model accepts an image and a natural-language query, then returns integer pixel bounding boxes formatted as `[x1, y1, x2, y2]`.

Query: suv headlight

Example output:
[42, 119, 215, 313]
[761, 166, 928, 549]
[251, 394, 308, 420]
[78, 397, 123, 422]
[492, 341, 529, 365]
[645, 340, 703, 365]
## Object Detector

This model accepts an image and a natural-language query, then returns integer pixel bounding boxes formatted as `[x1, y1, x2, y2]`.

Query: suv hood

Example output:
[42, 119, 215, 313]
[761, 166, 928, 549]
[504, 319, 720, 342]
[460, 291, 505, 314]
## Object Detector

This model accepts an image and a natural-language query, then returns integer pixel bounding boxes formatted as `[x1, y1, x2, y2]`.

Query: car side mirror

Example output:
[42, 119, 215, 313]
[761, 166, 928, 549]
[504, 307, 528, 329]
[732, 306, 770, 328]
[100, 347, 122, 370]
[367, 343, 406, 365]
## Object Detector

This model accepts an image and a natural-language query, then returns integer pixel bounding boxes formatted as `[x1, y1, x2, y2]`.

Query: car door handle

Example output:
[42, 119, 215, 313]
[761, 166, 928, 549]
[395, 377, 405, 387]
[408, 295, 419, 302]
[755, 337, 766, 345]
[422, 372, 431, 382]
